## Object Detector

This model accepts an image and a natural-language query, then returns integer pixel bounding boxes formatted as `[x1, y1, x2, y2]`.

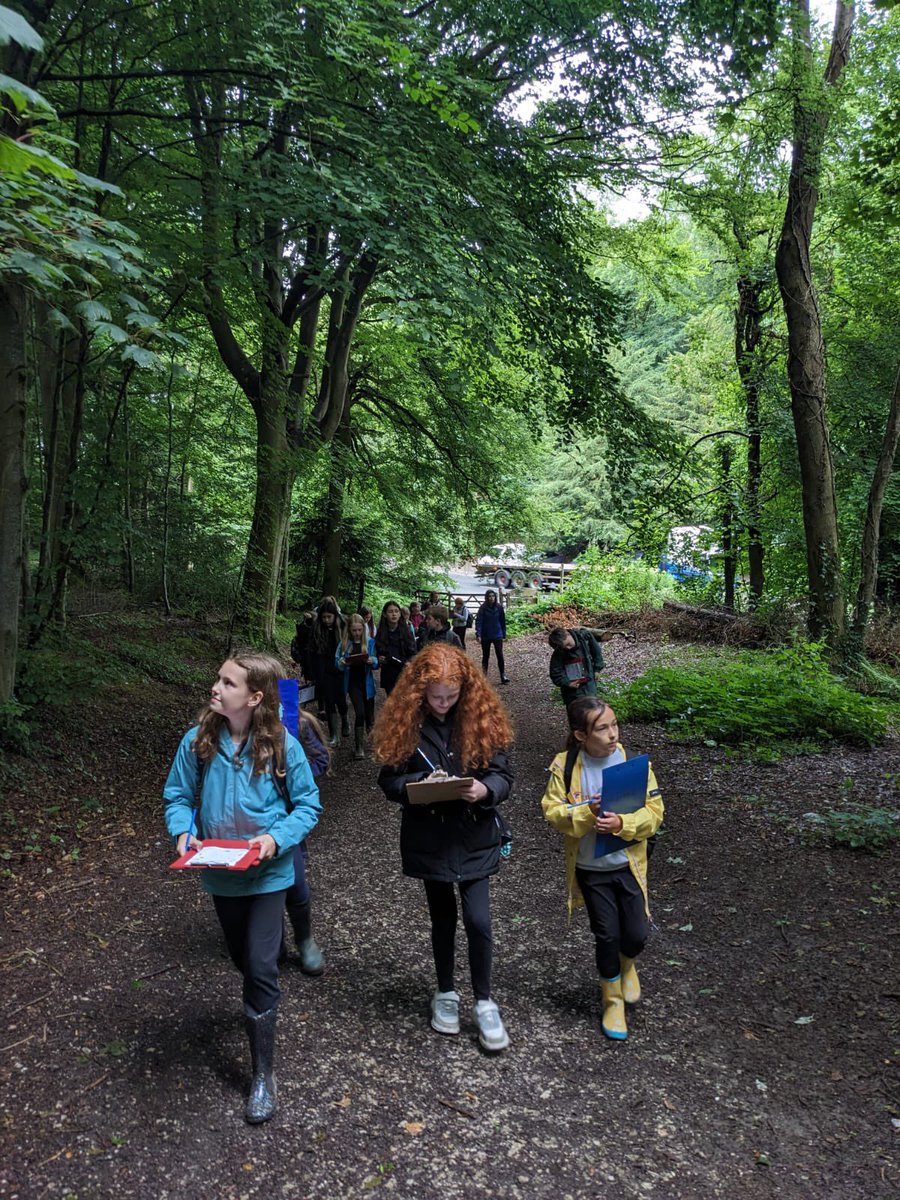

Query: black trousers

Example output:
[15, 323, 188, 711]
[316, 670, 347, 719]
[480, 638, 505, 677]
[381, 661, 404, 695]
[575, 866, 648, 980]
[212, 890, 286, 1017]
[423, 876, 493, 1001]
[348, 681, 375, 730]
[453, 625, 468, 647]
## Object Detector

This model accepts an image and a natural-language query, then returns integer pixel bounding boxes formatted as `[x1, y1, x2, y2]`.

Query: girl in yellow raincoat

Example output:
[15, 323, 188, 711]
[541, 697, 663, 1040]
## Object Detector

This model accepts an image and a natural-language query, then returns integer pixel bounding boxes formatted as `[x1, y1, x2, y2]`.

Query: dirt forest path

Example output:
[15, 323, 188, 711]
[1, 630, 897, 1199]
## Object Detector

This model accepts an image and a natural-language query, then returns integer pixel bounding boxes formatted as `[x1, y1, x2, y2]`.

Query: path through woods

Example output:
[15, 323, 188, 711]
[0, 626, 897, 1198]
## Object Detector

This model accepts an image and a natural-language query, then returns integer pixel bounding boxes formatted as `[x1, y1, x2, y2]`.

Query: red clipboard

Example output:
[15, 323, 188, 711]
[169, 839, 261, 871]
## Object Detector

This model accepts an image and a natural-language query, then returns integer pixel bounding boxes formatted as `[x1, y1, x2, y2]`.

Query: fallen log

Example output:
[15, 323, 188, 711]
[662, 600, 742, 623]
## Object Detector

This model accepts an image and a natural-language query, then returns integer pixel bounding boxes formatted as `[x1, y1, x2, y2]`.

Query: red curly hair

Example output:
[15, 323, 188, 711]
[372, 642, 513, 769]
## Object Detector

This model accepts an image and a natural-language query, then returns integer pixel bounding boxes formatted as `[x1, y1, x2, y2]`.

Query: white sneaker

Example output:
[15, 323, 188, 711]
[473, 999, 509, 1051]
[431, 990, 460, 1035]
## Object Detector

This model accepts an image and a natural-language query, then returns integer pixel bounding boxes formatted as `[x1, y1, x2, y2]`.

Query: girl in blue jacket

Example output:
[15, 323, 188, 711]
[336, 613, 379, 760]
[164, 651, 321, 1124]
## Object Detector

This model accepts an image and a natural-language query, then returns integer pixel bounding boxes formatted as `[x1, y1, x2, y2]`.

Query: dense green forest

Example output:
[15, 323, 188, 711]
[1, 0, 898, 711]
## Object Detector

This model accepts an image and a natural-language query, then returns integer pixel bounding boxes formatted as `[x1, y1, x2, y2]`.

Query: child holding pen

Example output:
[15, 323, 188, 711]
[373, 642, 514, 1052]
[163, 652, 321, 1123]
[541, 697, 663, 1041]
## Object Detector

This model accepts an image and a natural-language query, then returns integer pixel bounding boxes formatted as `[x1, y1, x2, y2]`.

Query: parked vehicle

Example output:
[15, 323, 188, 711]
[473, 544, 576, 590]
[659, 525, 718, 582]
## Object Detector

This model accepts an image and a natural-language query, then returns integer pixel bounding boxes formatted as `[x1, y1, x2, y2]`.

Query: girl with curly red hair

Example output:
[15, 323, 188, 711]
[373, 642, 514, 1052]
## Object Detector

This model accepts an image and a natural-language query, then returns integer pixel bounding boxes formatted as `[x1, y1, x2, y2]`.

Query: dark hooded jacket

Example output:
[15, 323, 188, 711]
[377, 709, 513, 882]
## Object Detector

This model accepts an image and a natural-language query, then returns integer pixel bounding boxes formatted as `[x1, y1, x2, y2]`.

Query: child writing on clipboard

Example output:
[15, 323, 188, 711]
[541, 696, 663, 1041]
[373, 642, 514, 1052]
[163, 652, 321, 1123]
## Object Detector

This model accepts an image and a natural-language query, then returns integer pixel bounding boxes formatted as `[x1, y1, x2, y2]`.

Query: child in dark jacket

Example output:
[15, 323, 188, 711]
[418, 604, 463, 651]
[373, 642, 514, 1052]
[547, 625, 605, 706]
[309, 597, 348, 746]
[375, 600, 417, 695]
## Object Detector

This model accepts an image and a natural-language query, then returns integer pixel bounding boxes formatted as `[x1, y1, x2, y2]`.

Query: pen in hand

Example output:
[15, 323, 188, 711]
[567, 793, 602, 809]
[182, 807, 196, 855]
[416, 747, 438, 773]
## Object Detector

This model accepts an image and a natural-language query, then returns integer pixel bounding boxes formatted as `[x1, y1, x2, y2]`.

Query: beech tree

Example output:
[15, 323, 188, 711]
[774, 0, 854, 650]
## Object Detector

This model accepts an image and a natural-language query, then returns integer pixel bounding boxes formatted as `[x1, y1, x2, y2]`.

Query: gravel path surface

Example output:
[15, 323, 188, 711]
[1, 629, 897, 1199]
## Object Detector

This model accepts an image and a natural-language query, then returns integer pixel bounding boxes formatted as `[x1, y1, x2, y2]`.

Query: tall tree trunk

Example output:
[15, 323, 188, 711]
[852, 363, 900, 639]
[0, 281, 28, 704]
[735, 274, 766, 607]
[122, 379, 135, 593]
[161, 367, 175, 616]
[278, 517, 290, 616]
[233, 396, 294, 646]
[717, 442, 736, 611]
[774, 0, 854, 652]
[35, 326, 83, 606]
[320, 410, 352, 600]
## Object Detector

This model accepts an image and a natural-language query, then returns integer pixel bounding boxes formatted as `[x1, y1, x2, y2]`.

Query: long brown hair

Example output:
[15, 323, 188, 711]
[372, 642, 513, 770]
[192, 651, 288, 777]
[311, 596, 344, 653]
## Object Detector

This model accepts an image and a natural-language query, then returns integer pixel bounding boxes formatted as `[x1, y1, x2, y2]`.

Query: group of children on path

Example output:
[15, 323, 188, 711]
[290, 592, 511, 759]
[163, 612, 663, 1125]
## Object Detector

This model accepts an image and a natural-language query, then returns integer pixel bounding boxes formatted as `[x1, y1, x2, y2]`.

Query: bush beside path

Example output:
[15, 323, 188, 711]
[0, 624, 897, 1199]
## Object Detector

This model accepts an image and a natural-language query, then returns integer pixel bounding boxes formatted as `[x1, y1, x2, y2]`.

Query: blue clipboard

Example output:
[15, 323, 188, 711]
[593, 754, 649, 858]
[278, 679, 317, 741]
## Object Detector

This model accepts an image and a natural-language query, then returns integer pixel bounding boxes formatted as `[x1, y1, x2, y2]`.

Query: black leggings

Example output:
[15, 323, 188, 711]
[423, 876, 493, 1001]
[575, 866, 648, 979]
[212, 890, 286, 1017]
[348, 681, 375, 730]
[481, 638, 505, 678]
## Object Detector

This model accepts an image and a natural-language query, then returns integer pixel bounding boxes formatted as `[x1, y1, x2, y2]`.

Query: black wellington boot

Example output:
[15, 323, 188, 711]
[341, 711, 351, 737]
[353, 725, 366, 760]
[244, 1007, 278, 1124]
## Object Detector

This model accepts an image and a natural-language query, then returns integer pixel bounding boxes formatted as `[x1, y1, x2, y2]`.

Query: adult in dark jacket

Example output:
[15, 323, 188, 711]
[547, 625, 605, 707]
[475, 590, 509, 683]
[374, 641, 514, 1052]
